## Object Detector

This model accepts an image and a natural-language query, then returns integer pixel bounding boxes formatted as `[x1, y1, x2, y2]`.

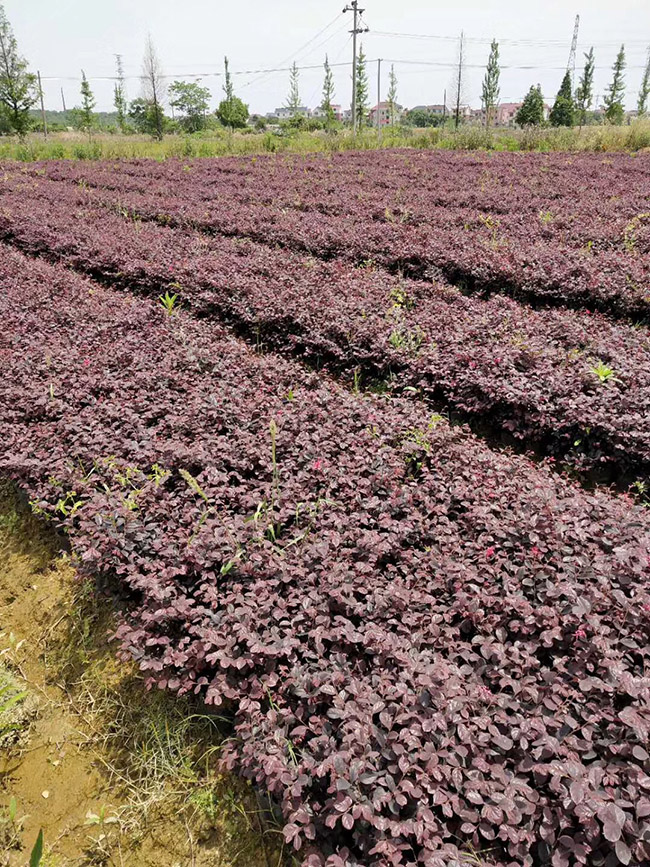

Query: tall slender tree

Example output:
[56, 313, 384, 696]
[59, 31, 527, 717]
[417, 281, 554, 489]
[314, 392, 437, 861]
[549, 70, 575, 126]
[223, 56, 234, 104]
[453, 31, 466, 130]
[575, 47, 595, 129]
[286, 61, 301, 117]
[355, 43, 369, 128]
[79, 70, 96, 134]
[217, 56, 248, 129]
[387, 64, 398, 125]
[113, 54, 127, 132]
[141, 34, 164, 140]
[638, 48, 650, 118]
[0, 3, 37, 137]
[481, 39, 500, 129]
[604, 45, 626, 125]
[321, 55, 336, 129]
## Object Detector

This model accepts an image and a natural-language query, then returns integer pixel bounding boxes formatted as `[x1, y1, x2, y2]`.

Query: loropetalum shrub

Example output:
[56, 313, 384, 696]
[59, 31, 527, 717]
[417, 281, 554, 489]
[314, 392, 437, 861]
[8, 150, 650, 319]
[2, 244, 650, 866]
[1, 179, 650, 481]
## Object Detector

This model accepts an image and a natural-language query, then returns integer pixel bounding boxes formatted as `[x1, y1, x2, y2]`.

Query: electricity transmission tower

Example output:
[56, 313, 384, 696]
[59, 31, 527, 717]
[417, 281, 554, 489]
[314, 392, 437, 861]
[567, 14, 580, 85]
[343, 1, 369, 134]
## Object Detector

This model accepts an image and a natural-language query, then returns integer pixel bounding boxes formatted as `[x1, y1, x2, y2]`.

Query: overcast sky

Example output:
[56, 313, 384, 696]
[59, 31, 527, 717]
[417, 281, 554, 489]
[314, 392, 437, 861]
[6, 0, 649, 116]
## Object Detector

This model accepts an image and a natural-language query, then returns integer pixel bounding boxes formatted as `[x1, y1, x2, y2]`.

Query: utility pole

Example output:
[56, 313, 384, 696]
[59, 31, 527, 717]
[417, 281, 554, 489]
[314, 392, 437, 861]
[443, 88, 447, 125]
[377, 57, 381, 138]
[454, 31, 465, 130]
[61, 87, 67, 113]
[37, 71, 47, 138]
[343, 1, 368, 134]
[567, 14, 580, 86]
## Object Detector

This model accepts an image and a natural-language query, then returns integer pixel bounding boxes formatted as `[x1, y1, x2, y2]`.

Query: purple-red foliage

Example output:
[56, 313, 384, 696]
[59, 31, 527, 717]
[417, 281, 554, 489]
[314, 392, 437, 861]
[10, 150, 650, 319]
[2, 244, 650, 866]
[0, 176, 650, 479]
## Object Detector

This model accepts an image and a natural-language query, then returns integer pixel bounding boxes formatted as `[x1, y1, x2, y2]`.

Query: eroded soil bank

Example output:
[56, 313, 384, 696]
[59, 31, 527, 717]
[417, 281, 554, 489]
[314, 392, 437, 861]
[0, 481, 282, 867]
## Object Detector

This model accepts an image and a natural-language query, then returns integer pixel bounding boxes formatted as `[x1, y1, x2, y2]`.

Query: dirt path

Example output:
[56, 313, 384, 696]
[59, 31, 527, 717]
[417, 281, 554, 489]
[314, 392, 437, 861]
[0, 482, 282, 867]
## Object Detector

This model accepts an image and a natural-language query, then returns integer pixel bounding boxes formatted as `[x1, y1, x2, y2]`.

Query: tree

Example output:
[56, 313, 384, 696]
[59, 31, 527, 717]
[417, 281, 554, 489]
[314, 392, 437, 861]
[604, 45, 626, 125]
[575, 48, 595, 129]
[141, 35, 164, 140]
[321, 55, 336, 129]
[217, 56, 249, 129]
[405, 108, 444, 128]
[286, 61, 301, 117]
[169, 80, 211, 132]
[0, 3, 37, 137]
[549, 70, 575, 127]
[481, 39, 500, 129]
[224, 56, 234, 104]
[114, 54, 127, 132]
[78, 70, 96, 133]
[452, 31, 466, 130]
[128, 97, 166, 135]
[216, 95, 248, 128]
[387, 64, 398, 126]
[516, 84, 545, 126]
[355, 43, 369, 128]
[638, 48, 650, 118]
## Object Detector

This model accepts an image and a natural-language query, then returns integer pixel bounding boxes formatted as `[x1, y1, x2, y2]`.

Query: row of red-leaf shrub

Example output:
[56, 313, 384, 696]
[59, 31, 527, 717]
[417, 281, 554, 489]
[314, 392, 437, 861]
[2, 243, 650, 867]
[1, 180, 650, 481]
[11, 152, 650, 317]
[14, 150, 650, 252]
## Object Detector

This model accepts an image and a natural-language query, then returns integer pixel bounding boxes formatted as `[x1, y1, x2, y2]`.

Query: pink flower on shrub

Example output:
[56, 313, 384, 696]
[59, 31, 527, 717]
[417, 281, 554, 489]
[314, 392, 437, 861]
[83, 357, 91, 367]
[485, 546, 496, 560]
[530, 546, 541, 558]
[313, 459, 323, 471]
[574, 626, 587, 639]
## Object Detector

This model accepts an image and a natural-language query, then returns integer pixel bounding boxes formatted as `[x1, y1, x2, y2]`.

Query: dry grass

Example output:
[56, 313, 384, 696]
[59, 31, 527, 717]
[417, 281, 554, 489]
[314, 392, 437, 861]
[0, 480, 287, 867]
[0, 119, 649, 162]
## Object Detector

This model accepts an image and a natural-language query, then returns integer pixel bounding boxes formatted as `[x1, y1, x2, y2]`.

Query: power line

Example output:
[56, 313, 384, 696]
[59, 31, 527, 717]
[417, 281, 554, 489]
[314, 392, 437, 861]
[39, 60, 358, 83]
[379, 58, 648, 71]
[370, 30, 650, 48]
[239, 10, 345, 92]
[39, 54, 648, 84]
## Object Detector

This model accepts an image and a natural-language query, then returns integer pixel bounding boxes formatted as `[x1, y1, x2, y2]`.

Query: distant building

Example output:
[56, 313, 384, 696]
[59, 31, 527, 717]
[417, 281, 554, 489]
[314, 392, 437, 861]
[267, 105, 312, 121]
[410, 104, 446, 116]
[495, 101, 551, 126]
[369, 101, 403, 126]
[312, 104, 343, 122]
[495, 103, 521, 126]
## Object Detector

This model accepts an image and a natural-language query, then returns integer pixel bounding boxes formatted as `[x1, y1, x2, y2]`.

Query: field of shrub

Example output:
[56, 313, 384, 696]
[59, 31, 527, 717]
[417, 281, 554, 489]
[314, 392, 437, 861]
[2, 150, 650, 867]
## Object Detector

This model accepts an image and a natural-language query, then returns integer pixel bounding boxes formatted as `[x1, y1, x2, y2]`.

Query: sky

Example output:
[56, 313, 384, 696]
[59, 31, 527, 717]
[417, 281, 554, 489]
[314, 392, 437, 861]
[5, 0, 650, 116]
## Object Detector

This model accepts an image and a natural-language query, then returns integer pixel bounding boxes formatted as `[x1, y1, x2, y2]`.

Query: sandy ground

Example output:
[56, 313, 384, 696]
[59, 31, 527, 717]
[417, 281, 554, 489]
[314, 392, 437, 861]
[0, 482, 280, 867]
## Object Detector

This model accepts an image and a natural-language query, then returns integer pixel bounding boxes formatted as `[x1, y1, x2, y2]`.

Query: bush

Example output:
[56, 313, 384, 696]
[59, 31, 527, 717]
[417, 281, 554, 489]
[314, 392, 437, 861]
[3, 243, 650, 866]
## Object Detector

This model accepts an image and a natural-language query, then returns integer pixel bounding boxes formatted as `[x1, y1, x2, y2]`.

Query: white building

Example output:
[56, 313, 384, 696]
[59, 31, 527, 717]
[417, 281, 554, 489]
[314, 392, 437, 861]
[266, 106, 312, 121]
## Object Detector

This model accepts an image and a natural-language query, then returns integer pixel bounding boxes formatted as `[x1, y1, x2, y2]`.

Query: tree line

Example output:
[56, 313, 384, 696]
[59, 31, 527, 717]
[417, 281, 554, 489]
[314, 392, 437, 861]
[0, 5, 250, 138]
[1, 1, 649, 139]
[484, 41, 648, 128]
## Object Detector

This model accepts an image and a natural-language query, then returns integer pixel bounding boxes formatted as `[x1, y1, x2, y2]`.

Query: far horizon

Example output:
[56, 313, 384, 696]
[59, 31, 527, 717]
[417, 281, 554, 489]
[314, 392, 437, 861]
[6, 0, 648, 117]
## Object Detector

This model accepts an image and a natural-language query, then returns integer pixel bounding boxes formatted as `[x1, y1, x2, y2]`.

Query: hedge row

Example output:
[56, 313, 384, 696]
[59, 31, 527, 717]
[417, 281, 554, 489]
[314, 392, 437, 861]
[1, 181, 650, 481]
[3, 243, 650, 866]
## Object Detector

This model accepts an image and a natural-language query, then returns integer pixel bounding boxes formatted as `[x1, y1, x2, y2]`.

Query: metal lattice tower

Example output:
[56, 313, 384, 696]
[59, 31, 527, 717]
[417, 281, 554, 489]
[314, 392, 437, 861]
[567, 14, 580, 84]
